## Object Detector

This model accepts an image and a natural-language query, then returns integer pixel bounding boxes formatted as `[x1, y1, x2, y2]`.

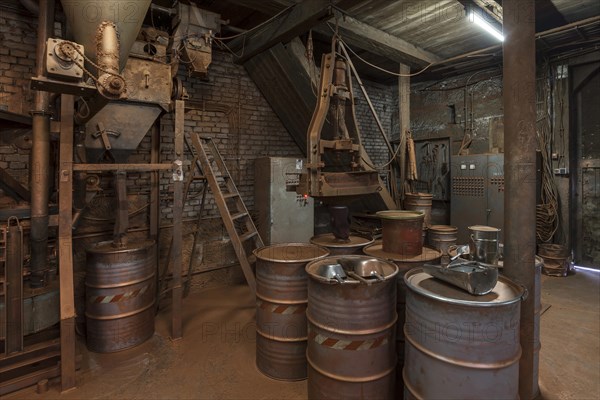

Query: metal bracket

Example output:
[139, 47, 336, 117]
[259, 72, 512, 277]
[92, 122, 120, 151]
[173, 160, 184, 181]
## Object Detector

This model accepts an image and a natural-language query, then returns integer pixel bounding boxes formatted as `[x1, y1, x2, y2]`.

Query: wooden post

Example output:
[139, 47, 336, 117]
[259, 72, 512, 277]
[171, 100, 184, 340]
[150, 123, 160, 311]
[58, 94, 76, 391]
[398, 64, 410, 203]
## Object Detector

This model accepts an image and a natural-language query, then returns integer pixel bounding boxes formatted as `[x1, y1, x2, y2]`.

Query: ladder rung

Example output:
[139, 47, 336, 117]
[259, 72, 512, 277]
[223, 192, 239, 199]
[239, 231, 258, 242]
[231, 212, 248, 220]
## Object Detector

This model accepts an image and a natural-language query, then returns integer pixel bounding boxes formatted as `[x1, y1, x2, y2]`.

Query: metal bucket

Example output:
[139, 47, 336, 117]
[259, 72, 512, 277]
[405, 192, 433, 228]
[253, 243, 329, 381]
[85, 239, 156, 353]
[310, 233, 374, 256]
[469, 225, 501, 265]
[376, 210, 424, 257]
[363, 242, 441, 397]
[306, 255, 398, 399]
[428, 225, 458, 255]
[403, 268, 525, 399]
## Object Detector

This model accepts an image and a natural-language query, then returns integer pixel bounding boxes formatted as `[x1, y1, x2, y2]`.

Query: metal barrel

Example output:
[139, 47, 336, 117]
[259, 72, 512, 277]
[428, 225, 458, 255]
[376, 210, 424, 257]
[306, 255, 398, 400]
[404, 192, 433, 228]
[403, 268, 524, 399]
[363, 242, 441, 397]
[85, 239, 156, 353]
[310, 234, 374, 255]
[253, 243, 330, 381]
[468, 225, 501, 265]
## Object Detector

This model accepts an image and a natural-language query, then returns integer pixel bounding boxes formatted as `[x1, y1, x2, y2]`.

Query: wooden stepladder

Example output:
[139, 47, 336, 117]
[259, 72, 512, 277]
[186, 133, 263, 295]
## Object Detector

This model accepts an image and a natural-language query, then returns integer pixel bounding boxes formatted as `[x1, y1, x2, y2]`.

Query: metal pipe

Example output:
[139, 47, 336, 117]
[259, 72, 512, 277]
[502, 1, 539, 399]
[29, 0, 55, 288]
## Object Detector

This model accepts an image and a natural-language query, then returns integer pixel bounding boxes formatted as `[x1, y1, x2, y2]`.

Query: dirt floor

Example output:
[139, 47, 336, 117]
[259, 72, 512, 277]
[5, 268, 600, 400]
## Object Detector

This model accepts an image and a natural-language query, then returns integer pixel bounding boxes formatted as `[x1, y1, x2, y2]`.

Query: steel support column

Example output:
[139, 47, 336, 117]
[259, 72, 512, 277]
[502, 1, 539, 398]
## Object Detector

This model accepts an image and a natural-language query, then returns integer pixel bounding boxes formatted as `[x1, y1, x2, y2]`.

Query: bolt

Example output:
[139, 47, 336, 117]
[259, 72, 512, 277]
[110, 78, 123, 89]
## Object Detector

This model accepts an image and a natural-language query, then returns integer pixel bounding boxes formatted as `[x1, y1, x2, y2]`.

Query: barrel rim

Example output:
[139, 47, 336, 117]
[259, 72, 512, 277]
[376, 210, 424, 221]
[468, 225, 501, 232]
[363, 242, 441, 263]
[429, 225, 458, 233]
[86, 239, 155, 255]
[310, 233, 374, 248]
[253, 243, 330, 263]
[404, 268, 525, 306]
[305, 255, 399, 284]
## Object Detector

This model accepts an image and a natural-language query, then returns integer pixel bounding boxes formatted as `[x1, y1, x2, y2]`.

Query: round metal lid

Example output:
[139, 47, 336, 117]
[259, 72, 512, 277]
[363, 241, 441, 263]
[310, 234, 374, 248]
[468, 225, 500, 232]
[306, 255, 398, 284]
[253, 243, 329, 263]
[86, 239, 155, 254]
[405, 268, 525, 306]
[429, 225, 458, 233]
[376, 210, 424, 220]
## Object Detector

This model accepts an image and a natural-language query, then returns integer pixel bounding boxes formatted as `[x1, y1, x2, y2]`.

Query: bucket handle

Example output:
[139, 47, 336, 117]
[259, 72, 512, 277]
[518, 283, 529, 301]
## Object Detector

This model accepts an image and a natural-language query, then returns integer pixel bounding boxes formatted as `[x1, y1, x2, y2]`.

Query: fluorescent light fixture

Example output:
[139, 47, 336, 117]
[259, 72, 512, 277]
[469, 11, 504, 42]
[574, 265, 600, 273]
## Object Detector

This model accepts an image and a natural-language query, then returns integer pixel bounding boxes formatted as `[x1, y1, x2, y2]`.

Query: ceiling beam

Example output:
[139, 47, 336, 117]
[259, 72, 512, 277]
[227, 0, 334, 63]
[456, 0, 503, 26]
[315, 10, 442, 66]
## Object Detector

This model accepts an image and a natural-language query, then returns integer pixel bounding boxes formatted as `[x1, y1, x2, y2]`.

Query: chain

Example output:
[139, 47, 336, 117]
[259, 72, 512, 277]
[57, 41, 125, 94]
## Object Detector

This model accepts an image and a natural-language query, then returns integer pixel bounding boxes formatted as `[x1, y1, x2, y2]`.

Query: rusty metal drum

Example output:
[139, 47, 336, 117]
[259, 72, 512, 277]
[253, 243, 329, 381]
[306, 255, 398, 399]
[403, 268, 525, 399]
[428, 225, 458, 255]
[404, 192, 433, 228]
[363, 241, 441, 396]
[376, 210, 424, 257]
[310, 233, 374, 255]
[85, 239, 156, 353]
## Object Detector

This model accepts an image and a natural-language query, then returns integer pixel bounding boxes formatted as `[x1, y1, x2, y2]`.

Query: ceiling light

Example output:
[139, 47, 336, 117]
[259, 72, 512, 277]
[469, 11, 504, 42]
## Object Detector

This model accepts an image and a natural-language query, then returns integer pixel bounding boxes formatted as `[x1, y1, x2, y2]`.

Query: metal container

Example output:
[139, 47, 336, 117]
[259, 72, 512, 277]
[306, 255, 398, 399]
[376, 210, 424, 257]
[85, 239, 156, 353]
[253, 243, 329, 381]
[403, 268, 525, 399]
[468, 225, 501, 265]
[310, 233, 374, 255]
[428, 225, 458, 255]
[405, 192, 433, 228]
[363, 242, 441, 396]
[538, 244, 569, 277]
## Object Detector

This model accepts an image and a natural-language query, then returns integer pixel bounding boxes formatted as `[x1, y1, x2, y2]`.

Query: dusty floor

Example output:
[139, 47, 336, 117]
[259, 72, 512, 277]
[6, 268, 600, 400]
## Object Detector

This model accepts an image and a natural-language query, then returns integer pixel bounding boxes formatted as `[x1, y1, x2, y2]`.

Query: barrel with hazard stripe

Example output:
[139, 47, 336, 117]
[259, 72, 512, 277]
[254, 243, 329, 381]
[306, 255, 398, 400]
[85, 239, 156, 353]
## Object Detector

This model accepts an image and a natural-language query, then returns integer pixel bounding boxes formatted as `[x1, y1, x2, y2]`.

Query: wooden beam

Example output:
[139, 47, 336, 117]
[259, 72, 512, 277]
[315, 11, 441, 66]
[228, 0, 334, 63]
[398, 64, 410, 202]
[0, 167, 30, 201]
[171, 100, 184, 341]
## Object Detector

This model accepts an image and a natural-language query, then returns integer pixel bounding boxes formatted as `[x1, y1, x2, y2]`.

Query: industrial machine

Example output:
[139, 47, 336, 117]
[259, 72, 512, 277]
[450, 153, 504, 243]
[255, 157, 314, 244]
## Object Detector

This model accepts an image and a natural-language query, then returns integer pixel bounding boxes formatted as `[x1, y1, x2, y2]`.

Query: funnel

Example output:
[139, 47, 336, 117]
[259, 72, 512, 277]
[61, 0, 151, 72]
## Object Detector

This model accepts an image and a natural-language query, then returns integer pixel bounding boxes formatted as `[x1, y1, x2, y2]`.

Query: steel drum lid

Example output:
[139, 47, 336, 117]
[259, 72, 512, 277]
[363, 241, 442, 263]
[376, 210, 424, 220]
[404, 268, 525, 306]
[86, 239, 155, 254]
[310, 233, 374, 248]
[468, 225, 501, 232]
[429, 225, 458, 233]
[253, 243, 329, 263]
[306, 255, 398, 284]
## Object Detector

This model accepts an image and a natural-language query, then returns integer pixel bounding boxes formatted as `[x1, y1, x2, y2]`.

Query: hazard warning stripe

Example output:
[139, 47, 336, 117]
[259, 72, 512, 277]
[308, 329, 389, 351]
[256, 299, 306, 315]
[90, 284, 150, 304]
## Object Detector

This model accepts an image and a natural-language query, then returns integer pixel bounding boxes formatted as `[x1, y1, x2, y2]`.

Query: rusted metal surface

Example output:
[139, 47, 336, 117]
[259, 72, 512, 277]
[376, 211, 424, 256]
[5, 218, 24, 353]
[306, 255, 398, 399]
[428, 225, 458, 255]
[363, 242, 441, 396]
[85, 240, 156, 353]
[403, 269, 524, 399]
[254, 243, 329, 381]
[503, 1, 539, 396]
[404, 193, 433, 228]
[310, 234, 374, 256]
